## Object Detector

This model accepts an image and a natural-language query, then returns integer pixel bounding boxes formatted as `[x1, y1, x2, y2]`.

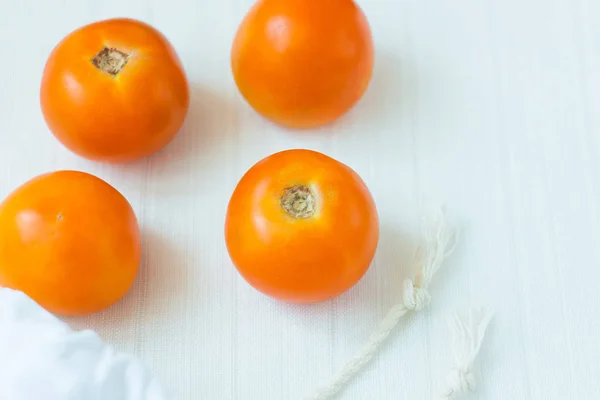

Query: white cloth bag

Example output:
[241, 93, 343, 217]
[0, 288, 170, 400]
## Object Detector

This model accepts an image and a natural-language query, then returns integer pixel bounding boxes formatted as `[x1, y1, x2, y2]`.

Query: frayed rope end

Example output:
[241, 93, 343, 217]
[307, 209, 458, 400]
[438, 308, 494, 399]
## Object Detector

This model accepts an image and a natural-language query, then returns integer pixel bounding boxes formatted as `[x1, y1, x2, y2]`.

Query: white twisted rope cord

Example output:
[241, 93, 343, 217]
[438, 308, 494, 399]
[307, 210, 457, 400]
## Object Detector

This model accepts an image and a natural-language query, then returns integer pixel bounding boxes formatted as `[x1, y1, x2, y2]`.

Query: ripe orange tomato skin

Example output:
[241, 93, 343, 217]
[40, 18, 189, 163]
[0, 171, 141, 316]
[225, 149, 379, 303]
[231, 0, 374, 129]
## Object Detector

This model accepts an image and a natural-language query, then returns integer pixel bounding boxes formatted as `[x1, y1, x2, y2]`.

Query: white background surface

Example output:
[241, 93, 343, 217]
[1, 0, 599, 399]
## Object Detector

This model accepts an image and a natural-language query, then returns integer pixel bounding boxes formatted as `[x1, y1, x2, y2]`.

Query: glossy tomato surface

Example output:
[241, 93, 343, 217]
[40, 18, 189, 162]
[231, 0, 374, 129]
[0, 171, 141, 315]
[225, 149, 379, 303]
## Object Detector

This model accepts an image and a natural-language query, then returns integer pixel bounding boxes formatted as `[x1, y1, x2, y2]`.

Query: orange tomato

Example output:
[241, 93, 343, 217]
[231, 0, 374, 129]
[0, 171, 141, 316]
[40, 18, 189, 163]
[225, 149, 379, 303]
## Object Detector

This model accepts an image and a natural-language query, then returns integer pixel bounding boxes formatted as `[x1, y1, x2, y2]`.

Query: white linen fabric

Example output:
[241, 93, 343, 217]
[0, 288, 170, 400]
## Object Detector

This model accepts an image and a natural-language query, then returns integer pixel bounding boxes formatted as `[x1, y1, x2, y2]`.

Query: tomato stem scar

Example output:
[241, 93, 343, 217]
[91, 47, 131, 76]
[281, 185, 315, 218]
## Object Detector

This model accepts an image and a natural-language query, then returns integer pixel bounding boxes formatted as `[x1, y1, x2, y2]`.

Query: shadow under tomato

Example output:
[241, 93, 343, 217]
[62, 229, 186, 343]
[244, 223, 422, 399]
[279, 223, 446, 398]
[335, 52, 412, 134]
[114, 83, 240, 194]
[266, 51, 409, 140]
[265, 223, 419, 333]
